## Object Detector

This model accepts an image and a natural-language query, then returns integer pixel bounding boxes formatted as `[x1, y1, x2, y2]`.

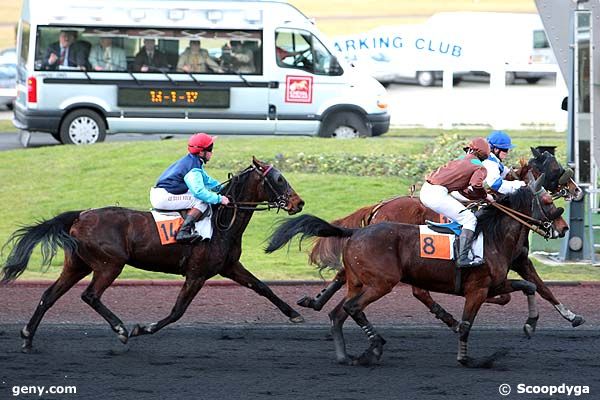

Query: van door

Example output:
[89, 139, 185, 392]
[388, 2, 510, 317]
[270, 28, 344, 135]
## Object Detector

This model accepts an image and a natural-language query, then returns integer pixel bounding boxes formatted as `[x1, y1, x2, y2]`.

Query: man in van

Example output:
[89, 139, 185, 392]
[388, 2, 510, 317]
[177, 40, 223, 73]
[88, 37, 127, 71]
[42, 30, 87, 70]
[133, 38, 170, 72]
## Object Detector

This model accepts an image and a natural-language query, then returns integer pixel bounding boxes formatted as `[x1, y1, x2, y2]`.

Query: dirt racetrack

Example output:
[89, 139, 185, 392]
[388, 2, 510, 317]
[1, 281, 599, 399]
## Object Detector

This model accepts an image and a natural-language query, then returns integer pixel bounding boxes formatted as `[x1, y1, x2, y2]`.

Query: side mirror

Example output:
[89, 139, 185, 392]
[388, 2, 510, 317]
[329, 56, 343, 76]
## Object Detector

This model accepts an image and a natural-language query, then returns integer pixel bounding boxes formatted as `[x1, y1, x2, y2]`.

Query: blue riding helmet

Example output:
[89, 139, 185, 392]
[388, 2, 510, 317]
[487, 130, 515, 150]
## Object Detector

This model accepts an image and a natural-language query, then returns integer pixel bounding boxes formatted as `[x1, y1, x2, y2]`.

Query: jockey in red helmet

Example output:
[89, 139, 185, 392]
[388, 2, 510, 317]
[419, 137, 493, 268]
[150, 133, 230, 243]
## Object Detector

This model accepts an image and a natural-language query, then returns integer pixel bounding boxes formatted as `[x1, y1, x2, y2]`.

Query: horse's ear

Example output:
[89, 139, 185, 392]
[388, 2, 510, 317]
[534, 173, 546, 192]
[531, 147, 542, 158]
[252, 156, 266, 170]
[526, 170, 536, 187]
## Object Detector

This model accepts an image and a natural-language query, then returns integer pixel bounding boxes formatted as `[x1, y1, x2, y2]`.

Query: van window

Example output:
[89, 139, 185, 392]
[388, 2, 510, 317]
[19, 21, 30, 65]
[275, 29, 342, 76]
[33, 25, 263, 74]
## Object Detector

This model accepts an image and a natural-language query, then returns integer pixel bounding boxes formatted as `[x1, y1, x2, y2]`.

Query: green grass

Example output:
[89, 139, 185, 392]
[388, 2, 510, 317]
[0, 120, 16, 132]
[1, 131, 600, 283]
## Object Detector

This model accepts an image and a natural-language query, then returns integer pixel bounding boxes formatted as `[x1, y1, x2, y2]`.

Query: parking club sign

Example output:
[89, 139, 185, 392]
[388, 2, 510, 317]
[285, 75, 313, 103]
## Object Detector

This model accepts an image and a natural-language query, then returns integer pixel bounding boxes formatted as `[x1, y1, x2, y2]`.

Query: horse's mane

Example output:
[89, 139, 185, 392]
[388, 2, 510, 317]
[474, 187, 532, 243]
[210, 165, 254, 223]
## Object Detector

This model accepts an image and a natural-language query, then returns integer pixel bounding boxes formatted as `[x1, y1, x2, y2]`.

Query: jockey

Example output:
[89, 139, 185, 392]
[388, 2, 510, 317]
[483, 130, 526, 194]
[150, 133, 230, 242]
[420, 137, 493, 268]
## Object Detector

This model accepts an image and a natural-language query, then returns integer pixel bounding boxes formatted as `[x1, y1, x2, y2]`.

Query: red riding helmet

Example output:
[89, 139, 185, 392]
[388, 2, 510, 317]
[464, 137, 490, 160]
[187, 133, 215, 154]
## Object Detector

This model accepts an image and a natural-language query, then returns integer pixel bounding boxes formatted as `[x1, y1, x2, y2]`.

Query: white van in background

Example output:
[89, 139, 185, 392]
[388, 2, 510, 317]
[427, 12, 557, 84]
[333, 12, 557, 87]
[14, 0, 389, 144]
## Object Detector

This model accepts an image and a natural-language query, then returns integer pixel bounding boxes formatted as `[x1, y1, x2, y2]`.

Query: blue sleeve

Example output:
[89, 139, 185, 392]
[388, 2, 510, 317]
[184, 169, 221, 204]
[203, 173, 222, 192]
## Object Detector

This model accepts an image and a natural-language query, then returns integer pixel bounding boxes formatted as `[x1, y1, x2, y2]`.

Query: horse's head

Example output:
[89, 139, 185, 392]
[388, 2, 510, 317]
[528, 172, 569, 239]
[250, 157, 304, 214]
[529, 147, 582, 201]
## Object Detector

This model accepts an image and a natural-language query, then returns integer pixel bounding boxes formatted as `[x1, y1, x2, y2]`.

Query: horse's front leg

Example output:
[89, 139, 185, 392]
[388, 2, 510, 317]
[220, 261, 304, 323]
[129, 276, 206, 338]
[457, 286, 507, 368]
[489, 278, 538, 338]
[513, 256, 585, 328]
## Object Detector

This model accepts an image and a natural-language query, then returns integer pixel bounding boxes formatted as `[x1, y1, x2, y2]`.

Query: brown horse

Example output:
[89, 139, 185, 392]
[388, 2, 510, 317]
[301, 149, 584, 335]
[266, 175, 569, 367]
[2, 158, 305, 352]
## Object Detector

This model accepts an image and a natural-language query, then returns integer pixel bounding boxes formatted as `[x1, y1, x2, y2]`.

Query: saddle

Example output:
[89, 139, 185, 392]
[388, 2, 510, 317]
[425, 220, 462, 236]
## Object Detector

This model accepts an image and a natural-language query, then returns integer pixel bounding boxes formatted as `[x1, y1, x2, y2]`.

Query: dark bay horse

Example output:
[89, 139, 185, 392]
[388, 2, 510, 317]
[1, 158, 305, 352]
[301, 149, 584, 334]
[266, 175, 569, 367]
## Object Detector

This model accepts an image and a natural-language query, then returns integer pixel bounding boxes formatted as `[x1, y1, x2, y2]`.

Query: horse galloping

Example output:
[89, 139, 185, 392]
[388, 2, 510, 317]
[2, 158, 304, 352]
[301, 149, 583, 334]
[267, 174, 569, 367]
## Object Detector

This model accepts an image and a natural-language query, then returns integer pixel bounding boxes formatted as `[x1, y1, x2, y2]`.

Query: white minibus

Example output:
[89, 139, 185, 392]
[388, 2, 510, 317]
[14, 0, 390, 144]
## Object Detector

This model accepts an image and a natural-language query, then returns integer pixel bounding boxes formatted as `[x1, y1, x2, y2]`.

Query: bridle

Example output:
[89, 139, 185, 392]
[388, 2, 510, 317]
[488, 186, 561, 240]
[216, 164, 291, 230]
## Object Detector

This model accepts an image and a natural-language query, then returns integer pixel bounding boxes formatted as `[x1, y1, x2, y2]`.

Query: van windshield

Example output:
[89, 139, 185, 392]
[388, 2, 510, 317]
[34, 26, 263, 75]
[275, 28, 342, 76]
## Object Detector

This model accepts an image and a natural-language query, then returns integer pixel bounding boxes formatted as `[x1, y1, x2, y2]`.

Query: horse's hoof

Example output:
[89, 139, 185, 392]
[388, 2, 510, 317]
[571, 315, 585, 327]
[296, 296, 314, 308]
[352, 351, 378, 366]
[129, 324, 142, 338]
[523, 324, 535, 339]
[118, 334, 129, 344]
[21, 345, 32, 354]
[336, 355, 353, 365]
[289, 314, 305, 323]
[451, 322, 460, 333]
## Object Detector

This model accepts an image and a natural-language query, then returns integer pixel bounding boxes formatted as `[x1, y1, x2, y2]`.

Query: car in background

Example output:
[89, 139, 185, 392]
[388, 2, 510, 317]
[0, 47, 17, 110]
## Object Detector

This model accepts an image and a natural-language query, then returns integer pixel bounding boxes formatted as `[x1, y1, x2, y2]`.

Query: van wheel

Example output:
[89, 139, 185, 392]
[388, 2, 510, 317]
[505, 72, 516, 85]
[59, 109, 106, 145]
[417, 71, 435, 87]
[319, 112, 370, 139]
[525, 77, 541, 84]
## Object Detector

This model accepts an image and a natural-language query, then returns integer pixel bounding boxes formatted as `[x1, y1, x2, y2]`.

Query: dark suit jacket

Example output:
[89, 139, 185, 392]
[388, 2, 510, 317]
[42, 41, 88, 70]
[133, 49, 170, 72]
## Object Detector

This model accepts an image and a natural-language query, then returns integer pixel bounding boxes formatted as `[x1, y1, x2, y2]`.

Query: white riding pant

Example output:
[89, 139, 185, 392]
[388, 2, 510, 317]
[150, 187, 208, 212]
[419, 182, 477, 231]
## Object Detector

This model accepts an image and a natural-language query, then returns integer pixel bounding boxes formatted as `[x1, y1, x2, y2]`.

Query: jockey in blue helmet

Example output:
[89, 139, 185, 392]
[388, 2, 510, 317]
[482, 130, 525, 194]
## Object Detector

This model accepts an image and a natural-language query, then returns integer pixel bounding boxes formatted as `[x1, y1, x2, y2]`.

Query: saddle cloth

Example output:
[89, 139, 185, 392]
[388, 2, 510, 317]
[151, 209, 213, 245]
[418, 225, 483, 261]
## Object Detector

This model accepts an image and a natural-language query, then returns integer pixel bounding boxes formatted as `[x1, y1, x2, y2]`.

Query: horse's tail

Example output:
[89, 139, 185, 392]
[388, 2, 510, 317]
[1, 211, 82, 283]
[308, 204, 375, 270]
[266, 214, 355, 254]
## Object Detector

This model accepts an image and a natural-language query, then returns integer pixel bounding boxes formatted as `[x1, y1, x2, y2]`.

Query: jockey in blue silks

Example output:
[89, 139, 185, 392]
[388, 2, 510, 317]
[482, 130, 526, 194]
[150, 132, 230, 242]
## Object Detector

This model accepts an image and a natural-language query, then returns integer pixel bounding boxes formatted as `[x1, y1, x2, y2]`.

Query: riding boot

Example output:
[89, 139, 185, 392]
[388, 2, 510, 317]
[176, 208, 203, 243]
[457, 229, 484, 268]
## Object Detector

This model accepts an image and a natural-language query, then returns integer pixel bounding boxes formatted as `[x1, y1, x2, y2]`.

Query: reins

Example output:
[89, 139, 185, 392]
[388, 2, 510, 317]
[489, 201, 552, 239]
[216, 164, 289, 231]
